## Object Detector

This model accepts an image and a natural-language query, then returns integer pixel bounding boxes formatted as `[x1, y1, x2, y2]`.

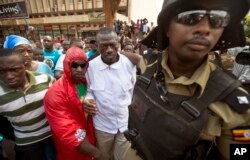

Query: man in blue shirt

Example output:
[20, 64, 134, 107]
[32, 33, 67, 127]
[43, 35, 61, 72]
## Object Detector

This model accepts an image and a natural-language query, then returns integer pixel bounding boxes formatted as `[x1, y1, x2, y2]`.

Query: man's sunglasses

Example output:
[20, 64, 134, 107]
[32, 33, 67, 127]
[71, 62, 88, 69]
[175, 10, 230, 28]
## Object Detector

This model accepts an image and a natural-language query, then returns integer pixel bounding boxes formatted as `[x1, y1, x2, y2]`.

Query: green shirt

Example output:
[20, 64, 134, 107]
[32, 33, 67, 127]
[75, 83, 87, 99]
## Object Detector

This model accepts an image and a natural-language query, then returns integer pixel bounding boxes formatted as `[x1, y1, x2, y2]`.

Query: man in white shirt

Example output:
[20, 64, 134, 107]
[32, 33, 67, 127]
[84, 27, 137, 160]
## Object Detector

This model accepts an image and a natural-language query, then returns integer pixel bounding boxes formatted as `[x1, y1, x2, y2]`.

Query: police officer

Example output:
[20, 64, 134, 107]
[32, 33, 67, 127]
[125, 0, 250, 160]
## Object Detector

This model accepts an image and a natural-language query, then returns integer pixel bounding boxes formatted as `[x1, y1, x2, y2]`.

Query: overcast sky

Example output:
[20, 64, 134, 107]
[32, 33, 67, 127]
[130, 0, 163, 25]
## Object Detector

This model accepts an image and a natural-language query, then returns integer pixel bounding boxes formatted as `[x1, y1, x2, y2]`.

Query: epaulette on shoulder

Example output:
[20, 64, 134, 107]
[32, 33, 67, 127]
[223, 87, 250, 113]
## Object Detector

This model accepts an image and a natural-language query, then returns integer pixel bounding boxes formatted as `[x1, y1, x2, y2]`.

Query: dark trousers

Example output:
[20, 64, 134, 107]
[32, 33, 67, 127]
[15, 137, 56, 160]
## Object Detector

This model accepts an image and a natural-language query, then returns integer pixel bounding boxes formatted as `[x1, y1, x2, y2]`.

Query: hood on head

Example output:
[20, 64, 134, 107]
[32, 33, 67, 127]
[63, 47, 88, 81]
[141, 0, 249, 51]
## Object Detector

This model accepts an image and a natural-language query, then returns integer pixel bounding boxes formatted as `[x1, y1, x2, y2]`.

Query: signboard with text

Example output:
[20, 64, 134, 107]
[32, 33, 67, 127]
[0, 1, 29, 19]
[88, 12, 105, 21]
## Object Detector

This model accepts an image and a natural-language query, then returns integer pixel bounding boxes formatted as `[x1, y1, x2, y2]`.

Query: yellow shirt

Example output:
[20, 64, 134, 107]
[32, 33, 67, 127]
[161, 51, 250, 159]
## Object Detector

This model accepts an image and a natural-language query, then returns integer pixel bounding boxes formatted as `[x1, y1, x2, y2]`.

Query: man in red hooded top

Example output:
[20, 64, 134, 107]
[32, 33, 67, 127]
[44, 47, 108, 160]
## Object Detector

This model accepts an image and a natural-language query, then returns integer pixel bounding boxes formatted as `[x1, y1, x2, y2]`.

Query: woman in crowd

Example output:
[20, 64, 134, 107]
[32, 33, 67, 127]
[4, 35, 53, 76]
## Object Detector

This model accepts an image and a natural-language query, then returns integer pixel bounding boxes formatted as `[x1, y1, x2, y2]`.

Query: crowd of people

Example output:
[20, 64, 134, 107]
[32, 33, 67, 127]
[0, 0, 250, 160]
[114, 18, 155, 43]
[0, 25, 140, 160]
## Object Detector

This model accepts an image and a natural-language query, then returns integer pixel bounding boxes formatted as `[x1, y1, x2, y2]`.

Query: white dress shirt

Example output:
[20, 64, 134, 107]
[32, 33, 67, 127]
[86, 53, 137, 134]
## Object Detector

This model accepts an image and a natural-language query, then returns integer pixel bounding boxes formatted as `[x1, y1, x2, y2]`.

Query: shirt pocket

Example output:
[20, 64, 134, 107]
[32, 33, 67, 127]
[122, 81, 133, 92]
[89, 81, 108, 102]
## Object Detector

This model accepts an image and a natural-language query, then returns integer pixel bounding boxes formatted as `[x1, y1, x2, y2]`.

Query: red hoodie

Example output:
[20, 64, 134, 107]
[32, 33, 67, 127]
[44, 47, 95, 160]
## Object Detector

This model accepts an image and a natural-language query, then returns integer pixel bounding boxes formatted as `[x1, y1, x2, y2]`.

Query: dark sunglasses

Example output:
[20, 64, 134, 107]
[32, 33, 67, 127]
[71, 62, 88, 69]
[175, 10, 230, 28]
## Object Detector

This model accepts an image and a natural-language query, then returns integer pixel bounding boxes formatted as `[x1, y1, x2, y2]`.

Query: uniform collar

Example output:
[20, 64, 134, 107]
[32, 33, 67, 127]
[161, 50, 216, 96]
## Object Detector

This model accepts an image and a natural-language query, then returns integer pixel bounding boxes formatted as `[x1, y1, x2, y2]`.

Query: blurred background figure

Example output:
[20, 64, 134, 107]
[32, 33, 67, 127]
[86, 39, 99, 61]
[54, 40, 71, 80]
[33, 48, 44, 62]
[54, 42, 63, 54]
[42, 35, 61, 72]
[34, 40, 43, 49]
[70, 38, 85, 49]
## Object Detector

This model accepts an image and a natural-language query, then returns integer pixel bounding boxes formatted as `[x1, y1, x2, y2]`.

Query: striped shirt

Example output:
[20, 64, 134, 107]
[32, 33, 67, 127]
[0, 71, 55, 146]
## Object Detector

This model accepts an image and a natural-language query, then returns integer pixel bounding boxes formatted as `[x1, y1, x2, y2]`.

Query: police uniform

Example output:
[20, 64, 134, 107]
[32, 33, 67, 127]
[125, 51, 250, 160]
[125, 0, 250, 159]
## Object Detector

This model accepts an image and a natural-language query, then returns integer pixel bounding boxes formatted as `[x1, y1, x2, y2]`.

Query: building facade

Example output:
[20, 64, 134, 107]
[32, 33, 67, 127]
[0, 0, 129, 42]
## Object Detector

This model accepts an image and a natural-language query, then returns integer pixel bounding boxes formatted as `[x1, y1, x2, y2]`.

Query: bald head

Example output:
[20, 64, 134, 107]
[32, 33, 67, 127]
[96, 27, 118, 43]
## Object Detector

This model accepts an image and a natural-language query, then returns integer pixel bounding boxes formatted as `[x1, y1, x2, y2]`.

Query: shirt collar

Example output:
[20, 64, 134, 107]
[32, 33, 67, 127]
[161, 50, 216, 96]
[27, 71, 36, 86]
[98, 53, 121, 70]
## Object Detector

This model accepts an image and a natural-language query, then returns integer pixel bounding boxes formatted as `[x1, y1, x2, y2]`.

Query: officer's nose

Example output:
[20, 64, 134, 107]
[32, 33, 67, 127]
[193, 17, 211, 36]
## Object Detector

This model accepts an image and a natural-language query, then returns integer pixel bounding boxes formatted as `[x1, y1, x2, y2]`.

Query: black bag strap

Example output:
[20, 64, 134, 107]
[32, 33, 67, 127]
[177, 68, 242, 121]
[138, 53, 250, 121]
[137, 51, 162, 88]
